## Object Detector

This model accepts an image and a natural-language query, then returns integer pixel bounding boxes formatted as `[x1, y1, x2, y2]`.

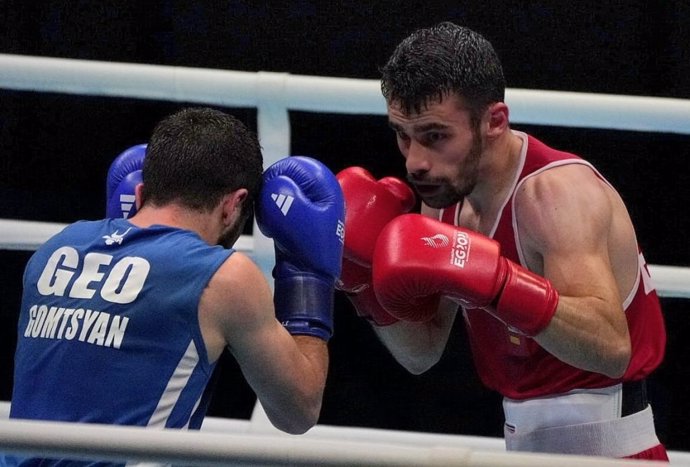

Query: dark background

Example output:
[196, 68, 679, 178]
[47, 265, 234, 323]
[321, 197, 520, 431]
[1, 0, 689, 451]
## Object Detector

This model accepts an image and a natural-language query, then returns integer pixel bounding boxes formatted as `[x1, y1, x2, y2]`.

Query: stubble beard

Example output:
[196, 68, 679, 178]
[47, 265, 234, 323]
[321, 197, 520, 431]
[420, 133, 483, 209]
[218, 211, 250, 249]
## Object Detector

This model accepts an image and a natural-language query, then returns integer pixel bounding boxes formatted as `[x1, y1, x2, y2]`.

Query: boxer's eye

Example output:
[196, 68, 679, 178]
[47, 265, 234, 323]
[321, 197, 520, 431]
[422, 131, 445, 145]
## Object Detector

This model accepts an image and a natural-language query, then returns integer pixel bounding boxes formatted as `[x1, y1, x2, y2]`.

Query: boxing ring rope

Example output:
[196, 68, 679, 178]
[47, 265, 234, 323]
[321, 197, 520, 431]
[1, 217, 687, 299]
[1, 53, 690, 465]
[0, 404, 676, 467]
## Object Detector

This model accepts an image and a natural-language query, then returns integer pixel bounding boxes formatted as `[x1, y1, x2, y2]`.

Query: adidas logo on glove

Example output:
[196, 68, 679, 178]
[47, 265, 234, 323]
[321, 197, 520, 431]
[272, 193, 295, 216]
[119, 194, 136, 218]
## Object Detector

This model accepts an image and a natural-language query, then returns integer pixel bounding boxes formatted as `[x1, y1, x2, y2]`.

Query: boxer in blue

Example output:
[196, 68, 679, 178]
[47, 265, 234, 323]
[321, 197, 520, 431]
[5, 107, 344, 466]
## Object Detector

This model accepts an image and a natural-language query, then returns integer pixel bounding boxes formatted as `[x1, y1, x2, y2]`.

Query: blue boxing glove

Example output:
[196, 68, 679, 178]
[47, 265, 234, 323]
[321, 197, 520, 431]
[106, 144, 147, 218]
[256, 156, 345, 341]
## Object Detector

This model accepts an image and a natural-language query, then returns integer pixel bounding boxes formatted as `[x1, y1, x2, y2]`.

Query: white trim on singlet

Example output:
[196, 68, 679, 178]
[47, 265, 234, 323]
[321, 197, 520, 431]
[147, 340, 200, 428]
[489, 131, 529, 239]
[510, 158, 597, 268]
[511, 154, 642, 309]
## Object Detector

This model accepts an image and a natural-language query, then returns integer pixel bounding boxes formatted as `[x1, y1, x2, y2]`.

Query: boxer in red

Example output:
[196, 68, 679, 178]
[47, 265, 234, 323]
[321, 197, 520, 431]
[337, 22, 668, 461]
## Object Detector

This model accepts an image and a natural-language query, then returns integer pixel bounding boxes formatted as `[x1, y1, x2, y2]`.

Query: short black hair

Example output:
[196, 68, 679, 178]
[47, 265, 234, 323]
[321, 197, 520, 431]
[381, 22, 506, 121]
[141, 107, 263, 212]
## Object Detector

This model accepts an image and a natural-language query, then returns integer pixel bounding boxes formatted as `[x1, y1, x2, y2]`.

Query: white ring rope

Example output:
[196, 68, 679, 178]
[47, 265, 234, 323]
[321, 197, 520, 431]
[1, 217, 687, 298]
[2, 54, 690, 465]
[0, 218, 255, 254]
[2, 53, 690, 132]
[1, 407, 688, 466]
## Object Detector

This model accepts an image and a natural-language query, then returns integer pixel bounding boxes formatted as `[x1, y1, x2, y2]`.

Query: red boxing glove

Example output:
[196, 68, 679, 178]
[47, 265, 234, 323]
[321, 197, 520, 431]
[335, 167, 416, 326]
[338, 258, 400, 326]
[372, 214, 559, 337]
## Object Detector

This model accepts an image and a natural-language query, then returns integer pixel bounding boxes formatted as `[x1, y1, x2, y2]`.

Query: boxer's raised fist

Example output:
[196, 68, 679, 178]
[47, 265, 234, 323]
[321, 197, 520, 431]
[335, 166, 415, 326]
[256, 156, 345, 340]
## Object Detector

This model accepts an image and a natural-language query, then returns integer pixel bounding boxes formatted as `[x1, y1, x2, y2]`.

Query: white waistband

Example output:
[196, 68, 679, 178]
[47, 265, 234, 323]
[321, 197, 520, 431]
[504, 405, 659, 457]
[503, 384, 624, 434]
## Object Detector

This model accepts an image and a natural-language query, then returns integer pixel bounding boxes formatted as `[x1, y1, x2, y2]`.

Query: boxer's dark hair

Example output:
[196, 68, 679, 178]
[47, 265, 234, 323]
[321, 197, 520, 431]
[381, 22, 506, 127]
[141, 107, 263, 214]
